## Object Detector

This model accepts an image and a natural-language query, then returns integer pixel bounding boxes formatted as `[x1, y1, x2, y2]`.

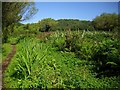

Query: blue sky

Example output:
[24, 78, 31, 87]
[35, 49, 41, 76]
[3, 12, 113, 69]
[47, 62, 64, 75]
[21, 2, 118, 24]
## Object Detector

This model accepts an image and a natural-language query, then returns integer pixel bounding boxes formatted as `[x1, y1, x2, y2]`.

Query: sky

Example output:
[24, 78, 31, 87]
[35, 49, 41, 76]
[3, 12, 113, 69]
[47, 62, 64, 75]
[21, 2, 118, 24]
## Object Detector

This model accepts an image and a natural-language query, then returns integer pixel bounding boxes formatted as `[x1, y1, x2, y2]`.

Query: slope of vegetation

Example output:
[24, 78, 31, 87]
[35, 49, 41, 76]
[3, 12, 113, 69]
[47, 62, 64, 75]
[2, 2, 120, 88]
[3, 30, 120, 88]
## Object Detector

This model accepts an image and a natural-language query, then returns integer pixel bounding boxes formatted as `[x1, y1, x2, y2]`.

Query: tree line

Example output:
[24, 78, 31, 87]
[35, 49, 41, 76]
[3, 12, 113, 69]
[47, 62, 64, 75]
[2, 2, 119, 43]
[25, 13, 118, 32]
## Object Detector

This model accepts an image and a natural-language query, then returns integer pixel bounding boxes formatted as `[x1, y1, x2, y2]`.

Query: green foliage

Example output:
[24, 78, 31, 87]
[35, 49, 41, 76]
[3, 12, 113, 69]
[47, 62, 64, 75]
[2, 2, 38, 43]
[23, 23, 39, 33]
[3, 31, 120, 88]
[51, 30, 120, 77]
[2, 43, 12, 61]
[37, 19, 94, 32]
[92, 13, 118, 31]
[2, 2, 37, 27]
[8, 35, 25, 45]
[2, 15, 120, 88]
[12, 39, 45, 80]
[38, 18, 58, 32]
[56, 19, 94, 31]
[48, 31, 66, 51]
[92, 39, 120, 76]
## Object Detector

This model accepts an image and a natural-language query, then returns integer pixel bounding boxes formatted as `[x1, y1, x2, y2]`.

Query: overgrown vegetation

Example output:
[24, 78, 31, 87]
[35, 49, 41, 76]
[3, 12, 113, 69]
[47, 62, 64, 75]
[50, 30, 120, 77]
[3, 29, 120, 88]
[2, 2, 38, 43]
[2, 2, 120, 89]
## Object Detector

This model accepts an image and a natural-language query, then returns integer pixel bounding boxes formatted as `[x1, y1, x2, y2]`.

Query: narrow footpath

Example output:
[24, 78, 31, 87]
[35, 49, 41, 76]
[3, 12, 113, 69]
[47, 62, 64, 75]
[2, 45, 16, 73]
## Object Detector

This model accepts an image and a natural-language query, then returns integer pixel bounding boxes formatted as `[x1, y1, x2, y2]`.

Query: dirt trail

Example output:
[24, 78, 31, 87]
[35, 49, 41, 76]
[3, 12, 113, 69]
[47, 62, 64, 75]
[2, 32, 52, 72]
[2, 45, 16, 73]
[1, 32, 52, 88]
[2, 45, 16, 88]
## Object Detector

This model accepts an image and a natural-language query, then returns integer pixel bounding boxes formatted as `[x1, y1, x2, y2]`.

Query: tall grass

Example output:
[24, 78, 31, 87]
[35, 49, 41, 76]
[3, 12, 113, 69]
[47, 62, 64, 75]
[3, 31, 120, 88]
[13, 38, 47, 79]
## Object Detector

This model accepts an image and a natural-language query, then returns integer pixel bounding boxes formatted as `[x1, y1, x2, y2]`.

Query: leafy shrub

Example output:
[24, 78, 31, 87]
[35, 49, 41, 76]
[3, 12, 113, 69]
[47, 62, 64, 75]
[51, 30, 120, 77]
[64, 30, 77, 52]
[9, 37, 19, 45]
[49, 31, 65, 51]
[9, 35, 26, 45]
[12, 38, 45, 79]
[75, 40, 94, 60]
[92, 39, 120, 77]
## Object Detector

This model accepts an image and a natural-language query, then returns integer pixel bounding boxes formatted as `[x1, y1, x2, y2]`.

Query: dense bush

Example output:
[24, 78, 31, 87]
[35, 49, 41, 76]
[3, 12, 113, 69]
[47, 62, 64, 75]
[4, 37, 120, 88]
[92, 13, 118, 31]
[92, 39, 120, 77]
[51, 30, 120, 77]
[8, 35, 26, 45]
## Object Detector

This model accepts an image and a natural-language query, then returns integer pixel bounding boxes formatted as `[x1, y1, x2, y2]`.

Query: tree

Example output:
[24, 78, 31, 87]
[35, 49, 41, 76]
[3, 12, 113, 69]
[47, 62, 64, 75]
[56, 19, 93, 31]
[2, 2, 38, 43]
[92, 13, 118, 31]
[38, 18, 58, 32]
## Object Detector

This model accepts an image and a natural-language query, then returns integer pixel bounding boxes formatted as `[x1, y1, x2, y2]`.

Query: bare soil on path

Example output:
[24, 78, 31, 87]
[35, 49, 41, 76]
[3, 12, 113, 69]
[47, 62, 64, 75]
[2, 45, 16, 73]
[1, 45, 16, 89]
